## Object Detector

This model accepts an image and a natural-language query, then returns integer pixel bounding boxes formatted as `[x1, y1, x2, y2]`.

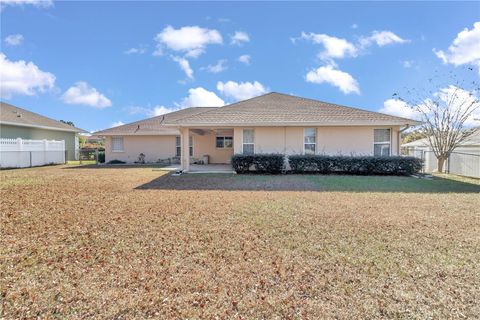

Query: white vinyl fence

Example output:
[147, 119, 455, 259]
[408, 149, 480, 178]
[0, 138, 65, 168]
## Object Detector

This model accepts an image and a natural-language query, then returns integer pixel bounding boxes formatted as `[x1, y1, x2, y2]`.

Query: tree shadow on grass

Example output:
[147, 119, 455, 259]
[135, 173, 480, 193]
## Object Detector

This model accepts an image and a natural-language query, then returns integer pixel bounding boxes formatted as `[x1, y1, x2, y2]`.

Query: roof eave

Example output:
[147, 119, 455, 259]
[0, 120, 86, 133]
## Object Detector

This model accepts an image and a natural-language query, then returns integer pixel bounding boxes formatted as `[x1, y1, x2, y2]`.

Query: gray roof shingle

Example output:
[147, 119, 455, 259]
[0, 102, 87, 133]
[165, 93, 421, 126]
[94, 107, 217, 135]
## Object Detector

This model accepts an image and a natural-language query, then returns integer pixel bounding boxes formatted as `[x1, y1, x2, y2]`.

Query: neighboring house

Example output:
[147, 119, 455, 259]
[402, 130, 480, 155]
[95, 92, 420, 171]
[402, 130, 480, 177]
[0, 102, 87, 161]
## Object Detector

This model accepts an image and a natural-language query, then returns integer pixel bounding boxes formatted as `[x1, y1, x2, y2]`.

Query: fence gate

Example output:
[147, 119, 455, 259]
[0, 138, 65, 168]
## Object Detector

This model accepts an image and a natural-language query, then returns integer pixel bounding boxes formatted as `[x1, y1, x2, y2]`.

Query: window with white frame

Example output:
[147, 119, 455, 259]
[175, 136, 193, 157]
[216, 136, 233, 148]
[374, 129, 391, 156]
[304, 128, 316, 155]
[175, 136, 181, 157]
[111, 137, 124, 152]
[242, 129, 254, 155]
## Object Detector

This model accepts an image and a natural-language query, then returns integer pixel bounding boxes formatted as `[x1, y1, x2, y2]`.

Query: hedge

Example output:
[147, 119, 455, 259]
[231, 154, 284, 174]
[288, 155, 423, 175]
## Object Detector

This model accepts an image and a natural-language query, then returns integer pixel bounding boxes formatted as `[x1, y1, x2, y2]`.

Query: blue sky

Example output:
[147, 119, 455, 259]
[1, 1, 479, 132]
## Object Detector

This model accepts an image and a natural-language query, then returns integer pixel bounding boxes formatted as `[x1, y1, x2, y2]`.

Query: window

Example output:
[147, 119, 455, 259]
[374, 129, 391, 156]
[216, 136, 233, 148]
[175, 136, 181, 157]
[176, 136, 193, 157]
[242, 129, 254, 155]
[111, 137, 124, 152]
[189, 136, 193, 157]
[304, 128, 316, 155]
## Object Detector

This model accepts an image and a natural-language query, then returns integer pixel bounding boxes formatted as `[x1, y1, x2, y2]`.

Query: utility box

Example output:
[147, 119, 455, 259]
[202, 155, 209, 165]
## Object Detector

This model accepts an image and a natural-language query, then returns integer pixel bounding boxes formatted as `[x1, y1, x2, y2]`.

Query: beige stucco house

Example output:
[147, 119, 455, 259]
[95, 93, 420, 171]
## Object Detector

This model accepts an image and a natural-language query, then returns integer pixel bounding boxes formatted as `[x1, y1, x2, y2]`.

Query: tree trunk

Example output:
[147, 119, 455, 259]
[437, 156, 446, 173]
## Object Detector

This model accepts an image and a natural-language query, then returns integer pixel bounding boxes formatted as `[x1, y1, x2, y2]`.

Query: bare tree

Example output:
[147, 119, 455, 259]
[395, 69, 480, 173]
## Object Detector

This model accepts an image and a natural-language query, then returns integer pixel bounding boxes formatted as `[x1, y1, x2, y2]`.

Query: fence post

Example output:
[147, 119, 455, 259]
[62, 140, 66, 164]
[17, 138, 23, 168]
[421, 150, 425, 173]
[447, 153, 451, 174]
[95, 149, 99, 165]
[43, 139, 48, 165]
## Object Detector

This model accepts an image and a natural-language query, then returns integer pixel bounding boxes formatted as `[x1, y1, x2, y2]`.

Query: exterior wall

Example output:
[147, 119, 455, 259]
[105, 133, 234, 164]
[193, 132, 233, 164]
[233, 126, 401, 156]
[0, 124, 78, 160]
[105, 135, 176, 163]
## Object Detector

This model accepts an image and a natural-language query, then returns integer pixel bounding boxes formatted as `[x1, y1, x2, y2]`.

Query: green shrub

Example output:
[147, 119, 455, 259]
[288, 155, 423, 175]
[97, 150, 105, 163]
[107, 159, 126, 165]
[231, 154, 284, 174]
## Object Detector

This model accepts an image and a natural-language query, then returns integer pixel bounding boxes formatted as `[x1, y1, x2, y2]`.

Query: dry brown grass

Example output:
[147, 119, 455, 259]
[1, 166, 479, 319]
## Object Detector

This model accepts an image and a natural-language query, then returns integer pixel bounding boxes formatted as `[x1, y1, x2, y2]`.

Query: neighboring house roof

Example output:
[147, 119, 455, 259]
[0, 102, 87, 133]
[94, 107, 217, 136]
[165, 92, 421, 127]
[402, 130, 480, 148]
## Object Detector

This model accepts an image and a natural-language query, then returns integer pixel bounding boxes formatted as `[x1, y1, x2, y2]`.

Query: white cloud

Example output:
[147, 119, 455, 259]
[111, 121, 124, 128]
[216, 81, 267, 101]
[128, 105, 176, 117]
[238, 54, 251, 65]
[61, 82, 112, 109]
[360, 31, 409, 47]
[436, 85, 480, 127]
[178, 87, 225, 107]
[203, 59, 227, 73]
[151, 105, 175, 116]
[4, 34, 24, 46]
[433, 22, 480, 71]
[0, 53, 55, 99]
[379, 99, 421, 120]
[154, 25, 222, 58]
[1, 0, 53, 8]
[402, 60, 413, 68]
[305, 65, 360, 95]
[351, 24, 358, 29]
[124, 46, 146, 55]
[171, 56, 193, 79]
[230, 31, 250, 45]
[300, 32, 357, 60]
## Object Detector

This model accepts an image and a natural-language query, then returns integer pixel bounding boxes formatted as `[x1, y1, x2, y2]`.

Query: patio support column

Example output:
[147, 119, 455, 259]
[180, 127, 190, 172]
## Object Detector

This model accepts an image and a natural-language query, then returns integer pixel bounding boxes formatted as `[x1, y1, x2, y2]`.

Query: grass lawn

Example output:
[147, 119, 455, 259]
[1, 166, 479, 318]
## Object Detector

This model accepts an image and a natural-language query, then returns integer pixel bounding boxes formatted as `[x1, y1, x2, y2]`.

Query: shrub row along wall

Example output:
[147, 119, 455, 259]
[231, 154, 423, 175]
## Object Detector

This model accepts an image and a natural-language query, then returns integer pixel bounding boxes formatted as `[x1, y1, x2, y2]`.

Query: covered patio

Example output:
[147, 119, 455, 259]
[180, 127, 235, 172]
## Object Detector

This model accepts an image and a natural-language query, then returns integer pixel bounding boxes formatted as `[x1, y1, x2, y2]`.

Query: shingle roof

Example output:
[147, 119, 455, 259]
[0, 102, 87, 133]
[94, 107, 217, 136]
[165, 92, 421, 126]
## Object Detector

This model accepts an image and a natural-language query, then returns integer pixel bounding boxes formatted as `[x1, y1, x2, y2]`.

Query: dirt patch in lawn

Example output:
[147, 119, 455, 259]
[1, 166, 479, 319]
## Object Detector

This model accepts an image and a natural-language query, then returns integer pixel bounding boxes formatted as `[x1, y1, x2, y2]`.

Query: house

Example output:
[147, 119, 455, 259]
[94, 92, 420, 171]
[0, 102, 87, 161]
[402, 130, 480, 177]
[402, 130, 480, 155]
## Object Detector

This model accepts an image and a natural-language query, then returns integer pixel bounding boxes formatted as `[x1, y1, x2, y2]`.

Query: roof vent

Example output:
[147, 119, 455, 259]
[17, 113, 22, 118]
